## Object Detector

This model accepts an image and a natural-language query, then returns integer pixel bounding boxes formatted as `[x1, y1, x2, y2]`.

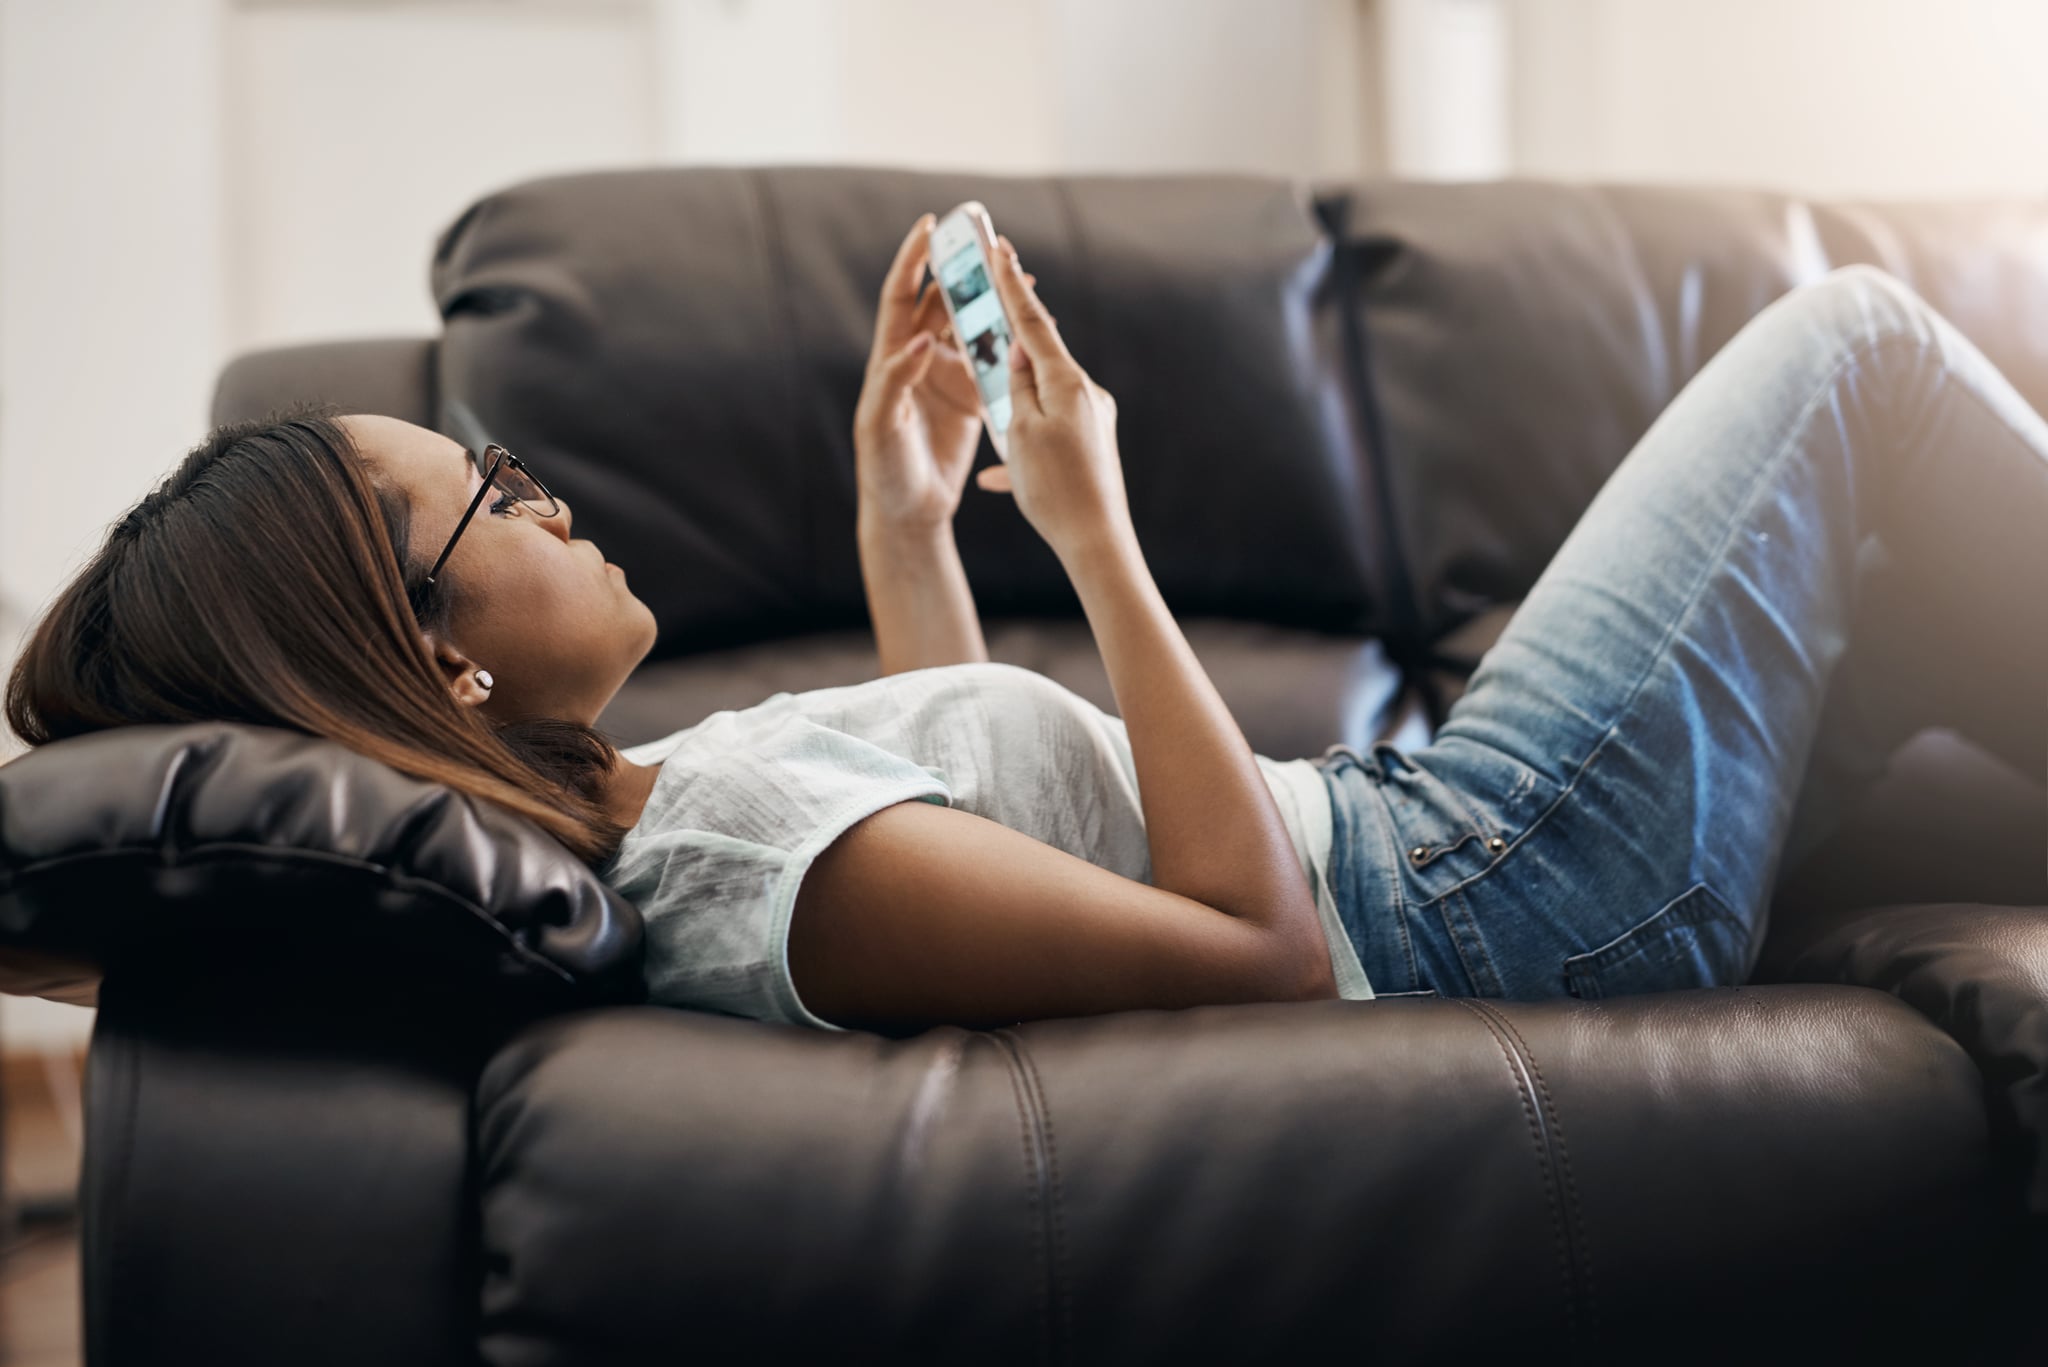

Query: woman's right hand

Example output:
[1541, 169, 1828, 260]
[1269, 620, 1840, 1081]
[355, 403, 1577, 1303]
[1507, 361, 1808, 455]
[974, 236, 1134, 563]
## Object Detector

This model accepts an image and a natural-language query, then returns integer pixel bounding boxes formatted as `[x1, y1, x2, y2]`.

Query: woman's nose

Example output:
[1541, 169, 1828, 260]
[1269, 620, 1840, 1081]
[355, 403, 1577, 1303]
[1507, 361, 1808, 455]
[545, 495, 573, 539]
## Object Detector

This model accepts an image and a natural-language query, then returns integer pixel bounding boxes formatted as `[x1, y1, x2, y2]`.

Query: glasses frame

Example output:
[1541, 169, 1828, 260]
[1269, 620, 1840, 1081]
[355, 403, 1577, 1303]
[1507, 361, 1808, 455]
[424, 443, 558, 587]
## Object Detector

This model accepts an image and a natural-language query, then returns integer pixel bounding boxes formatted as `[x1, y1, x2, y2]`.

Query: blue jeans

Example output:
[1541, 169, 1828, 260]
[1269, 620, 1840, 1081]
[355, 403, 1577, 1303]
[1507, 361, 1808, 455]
[1317, 266, 2048, 1000]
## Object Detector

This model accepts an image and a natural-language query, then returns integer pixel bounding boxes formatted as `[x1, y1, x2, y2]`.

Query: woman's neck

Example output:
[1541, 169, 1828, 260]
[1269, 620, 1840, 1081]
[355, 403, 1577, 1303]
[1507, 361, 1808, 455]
[602, 755, 664, 829]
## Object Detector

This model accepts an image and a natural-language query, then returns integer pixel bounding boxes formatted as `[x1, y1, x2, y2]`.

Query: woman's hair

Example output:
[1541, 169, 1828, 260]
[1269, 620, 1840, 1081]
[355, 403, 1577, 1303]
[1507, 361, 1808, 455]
[2, 408, 627, 865]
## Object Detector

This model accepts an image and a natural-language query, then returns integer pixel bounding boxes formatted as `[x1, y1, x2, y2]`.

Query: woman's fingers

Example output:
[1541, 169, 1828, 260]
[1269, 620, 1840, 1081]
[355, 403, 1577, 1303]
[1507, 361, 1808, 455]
[910, 283, 953, 342]
[989, 234, 1075, 373]
[872, 214, 936, 357]
[975, 463, 1014, 494]
[857, 331, 936, 436]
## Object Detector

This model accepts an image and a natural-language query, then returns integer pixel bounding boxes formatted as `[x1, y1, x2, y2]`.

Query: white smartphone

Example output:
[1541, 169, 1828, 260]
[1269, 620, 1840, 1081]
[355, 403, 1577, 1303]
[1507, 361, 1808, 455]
[927, 201, 1017, 458]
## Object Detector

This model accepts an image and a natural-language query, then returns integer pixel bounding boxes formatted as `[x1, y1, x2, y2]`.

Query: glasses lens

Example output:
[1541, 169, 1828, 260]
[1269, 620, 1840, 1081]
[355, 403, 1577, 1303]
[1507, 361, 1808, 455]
[480, 448, 557, 515]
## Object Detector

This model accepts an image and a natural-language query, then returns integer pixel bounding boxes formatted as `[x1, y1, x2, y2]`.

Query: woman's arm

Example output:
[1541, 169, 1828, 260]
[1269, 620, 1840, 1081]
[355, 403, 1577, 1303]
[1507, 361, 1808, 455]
[1058, 528, 1330, 970]
[977, 235, 1335, 976]
[851, 217, 1004, 676]
[857, 512, 988, 676]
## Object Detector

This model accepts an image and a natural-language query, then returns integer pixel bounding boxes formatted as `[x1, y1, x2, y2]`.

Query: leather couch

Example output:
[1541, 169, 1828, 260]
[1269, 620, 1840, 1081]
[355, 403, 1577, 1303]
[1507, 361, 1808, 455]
[4, 168, 2046, 1365]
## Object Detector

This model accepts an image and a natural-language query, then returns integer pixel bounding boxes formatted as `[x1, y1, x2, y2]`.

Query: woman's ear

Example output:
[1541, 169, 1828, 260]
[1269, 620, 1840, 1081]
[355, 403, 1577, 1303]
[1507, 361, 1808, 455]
[425, 634, 494, 709]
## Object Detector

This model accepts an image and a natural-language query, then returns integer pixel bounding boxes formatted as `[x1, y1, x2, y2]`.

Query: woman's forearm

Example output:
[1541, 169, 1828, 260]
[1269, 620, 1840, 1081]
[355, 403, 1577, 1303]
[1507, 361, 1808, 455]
[1058, 528, 1333, 985]
[858, 512, 990, 677]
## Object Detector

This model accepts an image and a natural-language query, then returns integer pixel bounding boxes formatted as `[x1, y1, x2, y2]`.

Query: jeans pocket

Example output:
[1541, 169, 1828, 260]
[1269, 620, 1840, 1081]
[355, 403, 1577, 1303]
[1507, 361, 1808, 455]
[1562, 883, 1751, 1000]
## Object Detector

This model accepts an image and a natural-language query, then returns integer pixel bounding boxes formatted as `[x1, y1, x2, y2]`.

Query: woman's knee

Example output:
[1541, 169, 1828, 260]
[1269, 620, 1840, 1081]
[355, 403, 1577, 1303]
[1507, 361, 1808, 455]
[1774, 263, 1940, 349]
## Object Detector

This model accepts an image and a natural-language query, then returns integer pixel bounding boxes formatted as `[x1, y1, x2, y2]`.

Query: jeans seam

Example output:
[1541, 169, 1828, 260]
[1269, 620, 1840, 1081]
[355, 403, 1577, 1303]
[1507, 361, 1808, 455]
[1374, 778, 1423, 992]
[1444, 887, 1504, 997]
[1413, 332, 1930, 913]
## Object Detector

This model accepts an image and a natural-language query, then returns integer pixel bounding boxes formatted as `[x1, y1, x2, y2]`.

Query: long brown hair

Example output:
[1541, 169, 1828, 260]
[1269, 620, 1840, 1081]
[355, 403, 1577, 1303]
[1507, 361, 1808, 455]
[3, 409, 627, 864]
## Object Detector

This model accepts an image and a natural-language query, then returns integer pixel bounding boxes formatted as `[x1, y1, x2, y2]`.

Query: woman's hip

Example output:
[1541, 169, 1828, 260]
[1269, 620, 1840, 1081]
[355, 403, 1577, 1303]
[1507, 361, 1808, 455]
[1317, 739, 1760, 1001]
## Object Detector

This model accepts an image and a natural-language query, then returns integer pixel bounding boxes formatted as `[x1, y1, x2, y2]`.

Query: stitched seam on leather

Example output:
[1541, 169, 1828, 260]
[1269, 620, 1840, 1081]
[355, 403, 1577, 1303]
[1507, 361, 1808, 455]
[1473, 1001, 1601, 1347]
[1419, 332, 1929, 911]
[1455, 999, 1576, 1348]
[991, 1031, 1055, 1366]
[1000, 1030, 1073, 1364]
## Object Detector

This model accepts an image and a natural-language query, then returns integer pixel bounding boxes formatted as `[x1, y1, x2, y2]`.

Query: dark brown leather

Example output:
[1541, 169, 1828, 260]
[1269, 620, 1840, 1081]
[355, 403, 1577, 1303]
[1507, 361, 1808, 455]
[83, 970, 487, 1367]
[1767, 902, 2048, 1216]
[0, 724, 644, 1012]
[472, 990, 1991, 1364]
[212, 336, 438, 429]
[430, 168, 1382, 658]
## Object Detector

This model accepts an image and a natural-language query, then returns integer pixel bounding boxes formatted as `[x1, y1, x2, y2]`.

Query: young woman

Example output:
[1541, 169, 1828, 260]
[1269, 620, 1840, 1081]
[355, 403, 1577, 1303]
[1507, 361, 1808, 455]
[7, 221, 2043, 1035]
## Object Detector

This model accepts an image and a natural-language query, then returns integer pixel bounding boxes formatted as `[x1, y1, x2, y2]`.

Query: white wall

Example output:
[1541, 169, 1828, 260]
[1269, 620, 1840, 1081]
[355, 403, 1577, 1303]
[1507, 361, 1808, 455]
[1050, 0, 1370, 177]
[0, 0, 232, 1048]
[654, 0, 1062, 171]
[1509, 0, 2048, 197]
[0, 0, 229, 681]
[653, 0, 1370, 178]
[1379, 0, 1509, 178]
[226, 1, 660, 349]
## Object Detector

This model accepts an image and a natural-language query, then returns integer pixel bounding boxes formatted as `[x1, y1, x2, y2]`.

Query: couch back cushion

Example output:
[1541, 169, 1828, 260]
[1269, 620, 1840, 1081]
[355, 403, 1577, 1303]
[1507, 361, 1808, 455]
[431, 167, 1383, 658]
[1336, 181, 2048, 637]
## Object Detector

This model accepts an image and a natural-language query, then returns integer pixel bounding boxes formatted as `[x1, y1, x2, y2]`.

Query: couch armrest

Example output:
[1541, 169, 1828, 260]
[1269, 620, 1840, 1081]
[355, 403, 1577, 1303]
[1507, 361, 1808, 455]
[211, 336, 437, 428]
[82, 971, 488, 1367]
[474, 987, 1994, 1364]
[1777, 901, 2048, 1215]
[0, 723, 644, 1014]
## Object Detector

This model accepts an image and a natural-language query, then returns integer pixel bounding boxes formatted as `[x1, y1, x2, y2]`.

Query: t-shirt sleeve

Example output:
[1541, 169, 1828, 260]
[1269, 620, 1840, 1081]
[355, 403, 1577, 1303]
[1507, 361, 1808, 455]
[603, 714, 951, 1030]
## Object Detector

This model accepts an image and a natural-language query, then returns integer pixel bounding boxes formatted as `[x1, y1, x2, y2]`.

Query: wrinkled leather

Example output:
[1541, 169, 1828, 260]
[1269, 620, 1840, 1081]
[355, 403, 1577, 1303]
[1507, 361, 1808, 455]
[473, 990, 1990, 1365]
[0, 723, 644, 1011]
[429, 168, 1382, 657]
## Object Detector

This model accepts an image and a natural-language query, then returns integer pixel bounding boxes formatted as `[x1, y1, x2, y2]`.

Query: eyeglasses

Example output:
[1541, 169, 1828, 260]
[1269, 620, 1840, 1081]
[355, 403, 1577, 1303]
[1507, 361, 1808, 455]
[424, 443, 560, 586]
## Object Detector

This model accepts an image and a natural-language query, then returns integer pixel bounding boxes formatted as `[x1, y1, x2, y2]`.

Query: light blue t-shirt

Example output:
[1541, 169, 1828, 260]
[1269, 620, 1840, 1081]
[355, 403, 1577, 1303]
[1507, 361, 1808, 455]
[601, 661, 1373, 1029]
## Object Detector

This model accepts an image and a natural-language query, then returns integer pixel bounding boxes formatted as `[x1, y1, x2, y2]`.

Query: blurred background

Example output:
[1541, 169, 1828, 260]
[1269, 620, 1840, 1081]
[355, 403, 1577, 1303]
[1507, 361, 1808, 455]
[3, 0, 2047, 1050]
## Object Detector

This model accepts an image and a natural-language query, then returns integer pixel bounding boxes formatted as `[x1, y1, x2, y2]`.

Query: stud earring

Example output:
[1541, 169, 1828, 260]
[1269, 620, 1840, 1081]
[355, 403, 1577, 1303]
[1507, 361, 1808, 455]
[474, 669, 494, 691]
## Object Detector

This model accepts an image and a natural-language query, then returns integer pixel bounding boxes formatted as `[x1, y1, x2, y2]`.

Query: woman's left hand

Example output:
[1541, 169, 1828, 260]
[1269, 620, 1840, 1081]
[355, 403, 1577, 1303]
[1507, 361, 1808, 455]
[852, 216, 1026, 531]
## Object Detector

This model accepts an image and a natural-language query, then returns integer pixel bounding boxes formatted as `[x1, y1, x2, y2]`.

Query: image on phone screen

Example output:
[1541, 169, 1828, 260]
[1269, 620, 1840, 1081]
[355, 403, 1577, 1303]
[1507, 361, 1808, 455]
[933, 236, 1013, 438]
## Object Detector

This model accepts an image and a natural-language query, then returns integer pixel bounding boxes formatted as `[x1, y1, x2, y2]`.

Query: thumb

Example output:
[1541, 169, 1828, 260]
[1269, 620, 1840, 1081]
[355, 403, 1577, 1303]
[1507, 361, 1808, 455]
[975, 463, 1013, 494]
[873, 331, 936, 409]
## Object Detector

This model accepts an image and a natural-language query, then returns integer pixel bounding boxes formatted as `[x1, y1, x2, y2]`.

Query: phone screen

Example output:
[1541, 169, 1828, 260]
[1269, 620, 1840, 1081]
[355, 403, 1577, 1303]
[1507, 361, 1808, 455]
[932, 228, 1014, 439]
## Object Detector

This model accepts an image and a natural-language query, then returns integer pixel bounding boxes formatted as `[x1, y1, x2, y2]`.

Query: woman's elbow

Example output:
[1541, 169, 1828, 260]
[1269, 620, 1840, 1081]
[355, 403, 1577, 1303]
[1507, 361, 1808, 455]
[1267, 928, 1340, 1003]
[1298, 952, 1341, 1001]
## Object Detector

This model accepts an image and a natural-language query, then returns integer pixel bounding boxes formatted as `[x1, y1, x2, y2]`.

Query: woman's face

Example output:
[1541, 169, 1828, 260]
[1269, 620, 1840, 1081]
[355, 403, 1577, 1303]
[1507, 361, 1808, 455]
[342, 414, 657, 726]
